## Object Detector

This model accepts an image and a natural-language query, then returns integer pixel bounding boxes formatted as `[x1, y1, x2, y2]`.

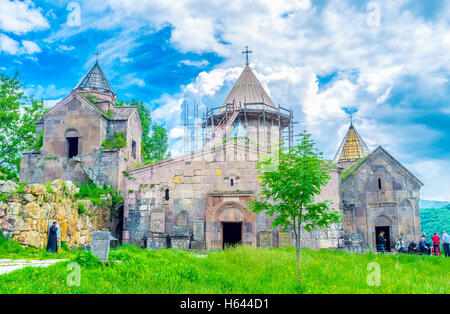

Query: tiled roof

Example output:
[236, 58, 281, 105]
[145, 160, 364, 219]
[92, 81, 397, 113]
[109, 106, 137, 120]
[335, 122, 369, 163]
[76, 62, 115, 95]
[219, 65, 275, 113]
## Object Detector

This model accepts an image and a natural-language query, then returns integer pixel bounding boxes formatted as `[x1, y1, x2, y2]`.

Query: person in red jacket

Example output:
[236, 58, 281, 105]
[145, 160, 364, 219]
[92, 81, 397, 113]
[431, 233, 441, 256]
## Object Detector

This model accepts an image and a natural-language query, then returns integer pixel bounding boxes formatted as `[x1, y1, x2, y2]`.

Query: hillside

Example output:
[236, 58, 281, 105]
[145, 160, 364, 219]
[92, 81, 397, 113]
[420, 206, 450, 240]
[420, 200, 449, 209]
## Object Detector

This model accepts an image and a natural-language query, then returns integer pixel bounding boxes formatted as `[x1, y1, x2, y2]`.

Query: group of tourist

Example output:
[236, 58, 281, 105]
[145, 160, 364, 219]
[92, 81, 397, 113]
[393, 231, 450, 257]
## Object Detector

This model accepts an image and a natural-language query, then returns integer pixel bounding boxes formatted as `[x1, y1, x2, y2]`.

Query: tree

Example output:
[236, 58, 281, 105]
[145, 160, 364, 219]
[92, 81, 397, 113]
[147, 124, 171, 162]
[248, 132, 342, 285]
[116, 99, 170, 163]
[0, 74, 45, 181]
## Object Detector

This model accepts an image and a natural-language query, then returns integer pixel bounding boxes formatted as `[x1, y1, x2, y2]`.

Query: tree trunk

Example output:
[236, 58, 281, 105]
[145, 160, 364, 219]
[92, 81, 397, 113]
[296, 223, 301, 286]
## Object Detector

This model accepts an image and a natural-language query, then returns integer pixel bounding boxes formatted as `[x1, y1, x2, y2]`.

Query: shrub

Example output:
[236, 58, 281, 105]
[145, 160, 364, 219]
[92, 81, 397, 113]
[75, 181, 123, 209]
[73, 250, 103, 269]
[77, 202, 87, 215]
[101, 132, 126, 150]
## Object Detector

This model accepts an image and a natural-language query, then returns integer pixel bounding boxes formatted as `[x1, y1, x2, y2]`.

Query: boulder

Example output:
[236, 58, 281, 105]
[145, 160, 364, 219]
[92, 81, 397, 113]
[6, 194, 23, 203]
[24, 202, 41, 219]
[64, 180, 80, 194]
[24, 184, 47, 196]
[50, 179, 64, 193]
[0, 180, 19, 193]
[23, 194, 36, 203]
[18, 231, 42, 248]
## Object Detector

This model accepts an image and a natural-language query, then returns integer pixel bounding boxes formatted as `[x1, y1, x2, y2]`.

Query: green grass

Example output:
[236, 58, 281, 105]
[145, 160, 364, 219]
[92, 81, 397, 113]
[0, 238, 76, 260]
[0, 245, 448, 294]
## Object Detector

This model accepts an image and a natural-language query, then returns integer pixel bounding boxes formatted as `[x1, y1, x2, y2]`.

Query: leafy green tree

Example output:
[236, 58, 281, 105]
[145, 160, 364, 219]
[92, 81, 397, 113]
[147, 124, 171, 162]
[116, 99, 170, 163]
[248, 132, 342, 285]
[0, 74, 45, 180]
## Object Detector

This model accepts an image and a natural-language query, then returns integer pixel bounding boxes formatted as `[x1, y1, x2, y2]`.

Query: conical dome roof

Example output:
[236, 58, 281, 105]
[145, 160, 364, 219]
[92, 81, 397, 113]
[75, 62, 115, 95]
[219, 65, 275, 113]
[335, 122, 369, 163]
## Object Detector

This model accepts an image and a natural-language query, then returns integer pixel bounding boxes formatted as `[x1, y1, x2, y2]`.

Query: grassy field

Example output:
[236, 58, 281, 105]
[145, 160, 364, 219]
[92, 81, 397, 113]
[0, 243, 448, 294]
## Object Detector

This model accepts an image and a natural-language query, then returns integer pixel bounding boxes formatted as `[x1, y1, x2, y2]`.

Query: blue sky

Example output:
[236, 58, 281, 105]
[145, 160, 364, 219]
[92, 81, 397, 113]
[0, 0, 449, 201]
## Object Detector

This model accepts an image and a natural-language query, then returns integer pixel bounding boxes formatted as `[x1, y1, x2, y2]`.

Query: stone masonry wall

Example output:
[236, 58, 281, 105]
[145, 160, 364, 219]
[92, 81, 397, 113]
[20, 149, 126, 192]
[0, 180, 110, 248]
[341, 148, 421, 249]
[124, 142, 343, 250]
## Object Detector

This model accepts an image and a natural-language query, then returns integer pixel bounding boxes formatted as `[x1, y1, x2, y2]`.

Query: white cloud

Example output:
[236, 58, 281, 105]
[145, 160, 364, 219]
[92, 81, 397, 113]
[169, 127, 185, 139]
[179, 59, 209, 67]
[43, 99, 62, 109]
[21, 40, 41, 54]
[406, 159, 450, 201]
[0, 0, 49, 35]
[14, 0, 449, 199]
[120, 73, 146, 88]
[57, 45, 75, 52]
[0, 33, 42, 55]
[0, 33, 19, 54]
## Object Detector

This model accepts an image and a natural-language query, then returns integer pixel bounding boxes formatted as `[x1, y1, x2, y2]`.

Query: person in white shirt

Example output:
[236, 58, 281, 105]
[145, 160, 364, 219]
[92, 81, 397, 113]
[442, 231, 450, 257]
[395, 238, 406, 253]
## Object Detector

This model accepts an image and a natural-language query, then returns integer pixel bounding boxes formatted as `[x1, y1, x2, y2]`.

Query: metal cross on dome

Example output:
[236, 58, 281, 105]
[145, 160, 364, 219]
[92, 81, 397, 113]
[242, 46, 252, 65]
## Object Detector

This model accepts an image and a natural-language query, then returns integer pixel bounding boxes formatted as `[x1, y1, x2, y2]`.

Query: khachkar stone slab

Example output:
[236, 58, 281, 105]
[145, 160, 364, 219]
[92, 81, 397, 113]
[193, 219, 205, 241]
[147, 234, 168, 250]
[171, 239, 190, 250]
[175, 210, 188, 226]
[191, 240, 206, 250]
[91, 231, 110, 262]
[150, 211, 165, 234]
[171, 225, 190, 238]
[259, 231, 273, 248]
[278, 231, 293, 247]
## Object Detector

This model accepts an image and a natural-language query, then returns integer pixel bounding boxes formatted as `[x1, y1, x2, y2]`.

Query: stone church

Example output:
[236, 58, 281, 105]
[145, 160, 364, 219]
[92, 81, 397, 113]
[123, 59, 422, 251]
[336, 123, 423, 251]
[19, 52, 423, 252]
[123, 61, 340, 251]
[20, 61, 143, 192]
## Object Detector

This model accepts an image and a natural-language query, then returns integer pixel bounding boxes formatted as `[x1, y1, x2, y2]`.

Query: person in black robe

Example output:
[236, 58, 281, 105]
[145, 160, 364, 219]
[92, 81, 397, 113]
[47, 221, 58, 253]
[376, 231, 387, 253]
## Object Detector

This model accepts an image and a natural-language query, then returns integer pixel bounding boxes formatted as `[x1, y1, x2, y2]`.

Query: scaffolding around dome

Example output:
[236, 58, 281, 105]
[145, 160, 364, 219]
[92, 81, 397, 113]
[201, 101, 294, 150]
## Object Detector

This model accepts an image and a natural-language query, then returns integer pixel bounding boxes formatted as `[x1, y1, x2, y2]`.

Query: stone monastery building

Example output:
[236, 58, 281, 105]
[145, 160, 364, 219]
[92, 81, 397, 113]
[20, 53, 423, 252]
[20, 61, 143, 192]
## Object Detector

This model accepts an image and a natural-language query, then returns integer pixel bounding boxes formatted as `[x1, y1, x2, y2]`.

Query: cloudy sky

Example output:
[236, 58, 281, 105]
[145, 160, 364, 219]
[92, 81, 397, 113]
[0, 0, 449, 200]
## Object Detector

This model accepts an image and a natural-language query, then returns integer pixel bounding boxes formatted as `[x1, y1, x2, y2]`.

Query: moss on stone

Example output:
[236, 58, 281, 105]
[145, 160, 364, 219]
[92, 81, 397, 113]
[102, 132, 126, 150]
[340, 156, 367, 182]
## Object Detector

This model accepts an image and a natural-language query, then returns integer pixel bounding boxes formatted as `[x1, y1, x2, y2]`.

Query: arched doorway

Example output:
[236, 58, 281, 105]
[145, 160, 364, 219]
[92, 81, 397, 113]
[111, 202, 124, 244]
[374, 215, 392, 251]
[206, 200, 256, 250]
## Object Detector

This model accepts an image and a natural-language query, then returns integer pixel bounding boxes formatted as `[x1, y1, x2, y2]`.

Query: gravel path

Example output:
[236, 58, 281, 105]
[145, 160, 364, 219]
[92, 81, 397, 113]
[0, 259, 67, 275]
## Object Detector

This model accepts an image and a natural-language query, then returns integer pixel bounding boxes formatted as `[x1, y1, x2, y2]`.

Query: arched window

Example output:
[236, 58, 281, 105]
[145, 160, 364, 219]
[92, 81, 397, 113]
[65, 129, 79, 158]
[378, 178, 382, 190]
[230, 178, 234, 186]
[165, 189, 169, 201]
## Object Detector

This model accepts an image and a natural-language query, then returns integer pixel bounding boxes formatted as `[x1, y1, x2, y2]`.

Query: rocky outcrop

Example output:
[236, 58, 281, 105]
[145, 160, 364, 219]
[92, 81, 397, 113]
[0, 180, 19, 193]
[0, 180, 110, 248]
